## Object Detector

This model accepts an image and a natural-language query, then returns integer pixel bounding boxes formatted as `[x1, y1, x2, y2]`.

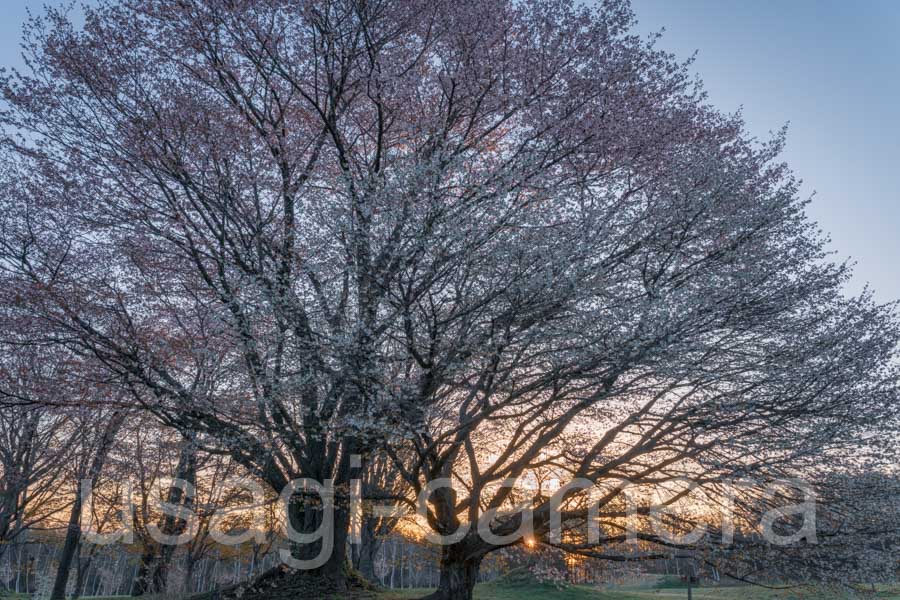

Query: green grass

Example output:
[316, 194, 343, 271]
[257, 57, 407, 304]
[0, 580, 884, 600]
[381, 582, 627, 599]
[4, 581, 882, 600]
[8, 580, 885, 600]
[378, 580, 900, 600]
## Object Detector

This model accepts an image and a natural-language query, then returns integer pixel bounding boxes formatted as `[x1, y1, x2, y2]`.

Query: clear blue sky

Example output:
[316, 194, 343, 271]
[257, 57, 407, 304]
[631, 0, 899, 304]
[1, 1, 897, 303]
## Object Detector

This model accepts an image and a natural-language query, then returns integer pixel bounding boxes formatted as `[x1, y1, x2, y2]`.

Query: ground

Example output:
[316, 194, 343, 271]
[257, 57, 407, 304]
[379, 577, 900, 600]
[3, 577, 899, 600]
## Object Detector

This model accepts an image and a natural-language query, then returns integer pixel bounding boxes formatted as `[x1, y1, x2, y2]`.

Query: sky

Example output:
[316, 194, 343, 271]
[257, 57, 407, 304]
[0, 1, 897, 303]
[631, 0, 900, 304]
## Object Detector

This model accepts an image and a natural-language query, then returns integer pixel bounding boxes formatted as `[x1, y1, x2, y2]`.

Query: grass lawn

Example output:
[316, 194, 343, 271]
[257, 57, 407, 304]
[380, 581, 626, 599]
[5, 578, 892, 600]
[378, 580, 900, 600]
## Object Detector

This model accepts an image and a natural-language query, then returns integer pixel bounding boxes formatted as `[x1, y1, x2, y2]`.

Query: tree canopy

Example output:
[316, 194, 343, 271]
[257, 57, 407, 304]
[0, 1, 898, 599]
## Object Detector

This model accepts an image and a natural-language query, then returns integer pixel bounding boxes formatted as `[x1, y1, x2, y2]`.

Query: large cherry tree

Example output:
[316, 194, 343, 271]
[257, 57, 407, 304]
[0, 0, 897, 598]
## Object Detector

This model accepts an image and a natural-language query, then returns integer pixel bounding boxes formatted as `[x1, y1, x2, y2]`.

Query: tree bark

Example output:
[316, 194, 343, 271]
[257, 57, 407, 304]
[356, 537, 379, 583]
[182, 554, 197, 596]
[130, 547, 155, 597]
[74, 553, 92, 599]
[421, 546, 482, 600]
[352, 515, 380, 582]
[49, 499, 82, 600]
[285, 491, 351, 589]
[132, 434, 197, 596]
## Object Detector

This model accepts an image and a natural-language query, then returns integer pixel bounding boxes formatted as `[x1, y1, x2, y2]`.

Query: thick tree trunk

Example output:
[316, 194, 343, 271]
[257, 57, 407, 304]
[275, 435, 362, 592]
[207, 436, 363, 599]
[209, 502, 353, 600]
[421, 546, 482, 600]
[356, 538, 378, 583]
[354, 516, 381, 582]
[285, 493, 351, 588]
